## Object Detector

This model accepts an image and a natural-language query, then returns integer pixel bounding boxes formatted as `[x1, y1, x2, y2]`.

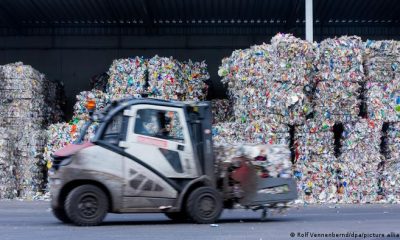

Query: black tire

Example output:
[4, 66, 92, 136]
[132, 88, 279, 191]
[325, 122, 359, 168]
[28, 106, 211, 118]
[64, 184, 108, 226]
[186, 186, 223, 224]
[52, 207, 72, 223]
[164, 211, 189, 222]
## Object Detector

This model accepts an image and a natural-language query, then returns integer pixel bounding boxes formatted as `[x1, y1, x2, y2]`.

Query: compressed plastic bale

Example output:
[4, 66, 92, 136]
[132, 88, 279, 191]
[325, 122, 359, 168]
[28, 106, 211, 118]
[265, 82, 313, 125]
[212, 122, 249, 144]
[0, 128, 18, 199]
[244, 118, 291, 145]
[212, 119, 290, 146]
[107, 57, 148, 100]
[219, 46, 273, 85]
[0, 63, 62, 128]
[44, 123, 74, 167]
[219, 34, 317, 126]
[341, 119, 383, 156]
[339, 165, 380, 204]
[363, 40, 400, 83]
[365, 76, 400, 122]
[294, 119, 335, 163]
[379, 161, 400, 203]
[213, 144, 292, 179]
[363, 40, 400, 123]
[14, 130, 47, 199]
[148, 57, 209, 101]
[0, 62, 44, 80]
[313, 80, 362, 122]
[317, 36, 365, 83]
[219, 44, 274, 122]
[314, 36, 365, 123]
[338, 118, 384, 203]
[181, 60, 209, 101]
[0, 62, 63, 199]
[293, 153, 339, 204]
[147, 55, 186, 100]
[271, 33, 318, 86]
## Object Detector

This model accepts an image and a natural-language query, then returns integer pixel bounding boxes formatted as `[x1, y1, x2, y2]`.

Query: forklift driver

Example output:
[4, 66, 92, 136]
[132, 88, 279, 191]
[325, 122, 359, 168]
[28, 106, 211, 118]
[135, 109, 170, 138]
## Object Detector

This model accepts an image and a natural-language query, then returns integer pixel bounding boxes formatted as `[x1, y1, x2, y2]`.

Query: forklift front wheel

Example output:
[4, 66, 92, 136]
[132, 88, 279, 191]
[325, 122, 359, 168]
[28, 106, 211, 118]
[186, 187, 223, 224]
[64, 184, 108, 226]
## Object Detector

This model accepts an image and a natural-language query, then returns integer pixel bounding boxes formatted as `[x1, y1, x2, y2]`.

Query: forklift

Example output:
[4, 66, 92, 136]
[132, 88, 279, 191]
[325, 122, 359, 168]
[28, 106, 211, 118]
[49, 97, 297, 226]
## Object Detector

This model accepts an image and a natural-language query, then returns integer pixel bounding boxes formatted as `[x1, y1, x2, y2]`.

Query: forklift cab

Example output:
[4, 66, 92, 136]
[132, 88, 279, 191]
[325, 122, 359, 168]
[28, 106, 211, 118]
[50, 98, 219, 226]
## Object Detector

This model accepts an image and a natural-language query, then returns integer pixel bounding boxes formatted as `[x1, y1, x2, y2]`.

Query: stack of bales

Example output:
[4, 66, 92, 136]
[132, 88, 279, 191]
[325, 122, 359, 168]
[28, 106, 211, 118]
[0, 62, 63, 199]
[314, 36, 364, 122]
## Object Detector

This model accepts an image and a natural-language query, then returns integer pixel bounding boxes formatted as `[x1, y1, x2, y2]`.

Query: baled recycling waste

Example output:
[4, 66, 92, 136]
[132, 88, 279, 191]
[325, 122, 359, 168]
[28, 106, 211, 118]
[218, 33, 317, 125]
[217, 34, 400, 204]
[363, 40, 400, 122]
[339, 119, 384, 203]
[0, 62, 63, 199]
[0, 33, 400, 204]
[314, 36, 364, 122]
[292, 119, 338, 204]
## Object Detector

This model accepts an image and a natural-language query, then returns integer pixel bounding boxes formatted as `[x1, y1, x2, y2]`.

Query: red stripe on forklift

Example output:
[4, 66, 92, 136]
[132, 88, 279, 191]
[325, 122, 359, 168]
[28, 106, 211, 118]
[137, 135, 168, 148]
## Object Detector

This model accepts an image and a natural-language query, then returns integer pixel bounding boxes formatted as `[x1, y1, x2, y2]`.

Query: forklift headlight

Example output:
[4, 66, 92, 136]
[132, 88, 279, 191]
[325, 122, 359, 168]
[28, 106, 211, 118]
[51, 156, 73, 170]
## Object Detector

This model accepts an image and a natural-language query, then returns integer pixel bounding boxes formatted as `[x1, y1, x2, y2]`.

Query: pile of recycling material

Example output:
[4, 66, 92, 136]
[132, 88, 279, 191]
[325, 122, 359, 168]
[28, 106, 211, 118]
[363, 40, 400, 121]
[293, 120, 338, 204]
[217, 34, 400, 204]
[107, 57, 148, 100]
[0, 62, 63, 199]
[107, 56, 209, 101]
[214, 34, 316, 180]
[213, 144, 292, 206]
[211, 99, 233, 124]
[45, 90, 110, 170]
[0, 127, 17, 199]
[44, 55, 210, 173]
[212, 119, 290, 146]
[338, 118, 384, 203]
[314, 36, 364, 122]
[214, 144, 292, 180]
[379, 122, 400, 203]
[219, 33, 317, 125]
[148, 57, 209, 101]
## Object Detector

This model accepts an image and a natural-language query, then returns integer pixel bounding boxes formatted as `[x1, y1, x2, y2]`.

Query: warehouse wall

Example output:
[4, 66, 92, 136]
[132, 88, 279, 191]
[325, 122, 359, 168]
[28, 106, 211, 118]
[0, 35, 275, 119]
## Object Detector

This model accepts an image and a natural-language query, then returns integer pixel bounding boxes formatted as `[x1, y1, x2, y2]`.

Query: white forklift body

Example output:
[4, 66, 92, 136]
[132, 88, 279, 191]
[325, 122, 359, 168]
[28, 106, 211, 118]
[49, 98, 297, 226]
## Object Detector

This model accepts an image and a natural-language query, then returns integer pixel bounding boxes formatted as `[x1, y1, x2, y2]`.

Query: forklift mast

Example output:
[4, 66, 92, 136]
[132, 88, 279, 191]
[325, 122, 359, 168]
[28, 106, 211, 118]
[186, 102, 215, 185]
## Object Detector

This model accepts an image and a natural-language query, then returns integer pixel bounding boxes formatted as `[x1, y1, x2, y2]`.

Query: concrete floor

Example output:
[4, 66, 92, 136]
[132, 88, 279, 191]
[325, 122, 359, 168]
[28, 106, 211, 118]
[0, 200, 399, 240]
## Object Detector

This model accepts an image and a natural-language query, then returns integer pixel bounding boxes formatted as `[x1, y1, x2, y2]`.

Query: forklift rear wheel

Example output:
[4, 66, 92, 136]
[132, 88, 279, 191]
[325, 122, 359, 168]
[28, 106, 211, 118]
[186, 187, 223, 224]
[64, 184, 108, 226]
[52, 207, 72, 223]
[164, 212, 189, 222]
